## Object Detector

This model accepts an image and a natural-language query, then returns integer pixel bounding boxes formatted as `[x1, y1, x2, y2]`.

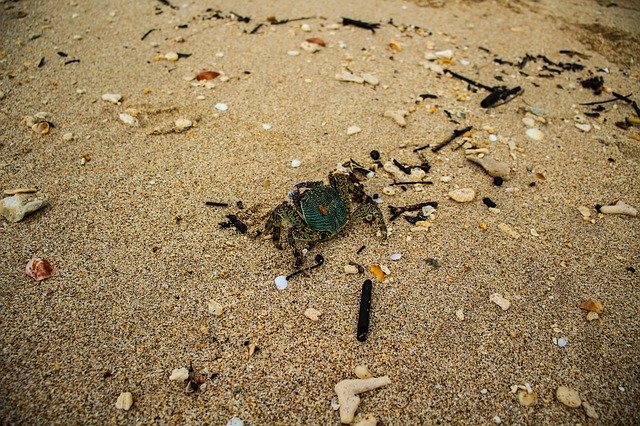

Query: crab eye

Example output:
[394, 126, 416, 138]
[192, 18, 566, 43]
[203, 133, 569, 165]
[365, 214, 373, 222]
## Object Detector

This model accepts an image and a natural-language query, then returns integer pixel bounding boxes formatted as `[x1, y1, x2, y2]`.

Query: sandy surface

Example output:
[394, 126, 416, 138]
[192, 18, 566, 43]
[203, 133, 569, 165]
[1, 0, 639, 424]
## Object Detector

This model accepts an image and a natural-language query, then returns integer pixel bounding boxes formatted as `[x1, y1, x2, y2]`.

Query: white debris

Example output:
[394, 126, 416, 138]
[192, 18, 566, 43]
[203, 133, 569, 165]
[300, 41, 320, 53]
[490, 293, 511, 310]
[174, 118, 192, 131]
[525, 128, 545, 141]
[169, 367, 189, 381]
[599, 200, 638, 217]
[383, 109, 408, 127]
[347, 125, 362, 136]
[361, 74, 379, 86]
[435, 49, 453, 58]
[164, 51, 179, 61]
[215, 103, 228, 111]
[557, 337, 568, 348]
[262, 123, 272, 130]
[335, 71, 365, 84]
[287, 50, 300, 56]
[291, 159, 302, 168]
[118, 113, 138, 126]
[101, 93, 122, 104]
[226, 417, 244, 426]
[390, 253, 402, 261]
[275, 275, 288, 290]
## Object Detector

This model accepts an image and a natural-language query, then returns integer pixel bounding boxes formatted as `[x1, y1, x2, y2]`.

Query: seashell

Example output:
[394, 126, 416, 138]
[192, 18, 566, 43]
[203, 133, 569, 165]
[32, 121, 50, 135]
[196, 70, 220, 81]
[0, 193, 48, 222]
[25, 258, 54, 281]
[306, 37, 325, 47]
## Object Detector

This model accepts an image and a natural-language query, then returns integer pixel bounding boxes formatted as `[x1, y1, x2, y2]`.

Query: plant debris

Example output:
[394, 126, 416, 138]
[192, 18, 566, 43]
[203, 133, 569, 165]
[342, 17, 380, 32]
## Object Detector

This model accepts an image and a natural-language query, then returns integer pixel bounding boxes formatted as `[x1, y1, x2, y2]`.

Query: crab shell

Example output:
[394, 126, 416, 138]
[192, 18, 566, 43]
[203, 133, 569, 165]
[298, 184, 348, 236]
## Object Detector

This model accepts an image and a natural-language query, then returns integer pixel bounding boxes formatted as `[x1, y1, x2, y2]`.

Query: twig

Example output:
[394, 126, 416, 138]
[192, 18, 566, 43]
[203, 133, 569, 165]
[141, 29, 156, 41]
[417, 125, 472, 153]
[357, 280, 373, 342]
[205, 201, 229, 207]
[444, 69, 493, 91]
[248, 23, 263, 34]
[270, 16, 315, 25]
[286, 254, 324, 280]
[389, 181, 433, 186]
[612, 92, 640, 117]
[388, 202, 438, 221]
[342, 17, 380, 32]
[579, 93, 632, 106]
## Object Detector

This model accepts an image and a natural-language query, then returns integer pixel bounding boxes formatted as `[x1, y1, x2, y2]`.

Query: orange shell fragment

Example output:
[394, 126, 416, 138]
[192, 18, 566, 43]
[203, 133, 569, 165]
[369, 264, 385, 282]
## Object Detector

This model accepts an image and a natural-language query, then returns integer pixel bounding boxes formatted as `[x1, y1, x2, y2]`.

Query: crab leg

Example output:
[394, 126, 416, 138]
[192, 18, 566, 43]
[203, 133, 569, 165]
[350, 202, 388, 238]
[265, 202, 304, 249]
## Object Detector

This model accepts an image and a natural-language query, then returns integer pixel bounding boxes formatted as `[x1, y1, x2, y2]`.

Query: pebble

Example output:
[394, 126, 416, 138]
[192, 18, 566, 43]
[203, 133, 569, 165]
[466, 155, 510, 179]
[556, 386, 581, 408]
[460, 59, 470, 66]
[383, 110, 408, 127]
[382, 186, 396, 196]
[115, 392, 133, 410]
[586, 311, 599, 321]
[557, 337, 568, 348]
[493, 415, 502, 424]
[300, 23, 311, 32]
[335, 71, 365, 84]
[164, 52, 179, 61]
[455, 308, 465, 321]
[525, 128, 545, 141]
[390, 253, 402, 261]
[25, 258, 54, 281]
[274, 275, 288, 290]
[1, 193, 48, 222]
[440, 176, 453, 183]
[287, 50, 300, 56]
[579, 298, 604, 314]
[383, 161, 426, 183]
[207, 300, 223, 317]
[526, 106, 546, 116]
[304, 308, 322, 321]
[361, 74, 379, 86]
[522, 117, 536, 127]
[174, 118, 192, 132]
[215, 103, 228, 111]
[582, 401, 599, 419]
[435, 49, 453, 58]
[448, 188, 475, 203]
[118, 113, 138, 126]
[169, 367, 189, 381]
[347, 125, 362, 136]
[101, 93, 122, 104]
[344, 264, 359, 274]
[599, 200, 637, 217]
[488, 134, 498, 142]
[518, 390, 538, 407]
[226, 417, 244, 426]
[498, 223, 521, 239]
[290, 159, 303, 168]
[262, 123, 272, 130]
[575, 123, 592, 132]
[300, 41, 320, 53]
[369, 264, 385, 282]
[354, 365, 373, 379]
[62, 132, 74, 141]
[577, 206, 592, 218]
[490, 293, 511, 310]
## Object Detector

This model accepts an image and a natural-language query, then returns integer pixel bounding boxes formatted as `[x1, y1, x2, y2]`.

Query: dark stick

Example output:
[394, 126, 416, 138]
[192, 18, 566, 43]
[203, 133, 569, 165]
[390, 181, 433, 186]
[342, 17, 380, 32]
[249, 23, 263, 34]
[444, 69, 493, 91]
[388, 201, 438, 221]
[270, 16, 315, 25]
[357, 279, 373, 342]
[356, 245, 366, 254]
[205, 201, 229, 207]
[141, 29, 156, 41]
[157, 0, 177, 9]
[286, 254, 324, 280]
[427, 125, 473, 153]
[64, 59, 80, 65]
[579, 93, 632, 106]
[612, 92, 640, 117]
[230, 11, 250, 23]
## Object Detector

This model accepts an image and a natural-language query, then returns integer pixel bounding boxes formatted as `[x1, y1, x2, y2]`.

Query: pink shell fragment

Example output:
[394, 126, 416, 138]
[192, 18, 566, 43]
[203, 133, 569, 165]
[25, 258, 53, 281]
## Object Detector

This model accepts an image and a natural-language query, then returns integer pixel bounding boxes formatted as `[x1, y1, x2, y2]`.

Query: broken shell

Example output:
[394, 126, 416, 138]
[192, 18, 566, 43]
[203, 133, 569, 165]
[25, 258, 54, 281]
[0, 193, 48, 222]
[579, 298, 603, 314]
[383, 110, 408, 127]
[304, 307, 321, 321]
[518, 390, 538, 407]
[369, 264, 385, 282]
[335, 376, 391, 424]
[556, 386, 581, 408]
[306, 37, 325, 47]
[169, 367, 189, 381]
[525, 128, 545, 141]
[207, 300, 223, 317]
[388, 40, 402, 52]
[383, 161, 426, 182]
[119, 113, 139, 126]
[354, 365, 372, 379]
[196, 70, 220, 81]
[344, 264, 359, 274]
[115, 392, 133, 410]
[599, 200, 638, 217]
[335, 71, 365, 84]
[490, 293, 511, 310]
[586, 311, 599, 321]
[101, 93, 122, 104]
[466, 155, 511, 179]
[300, 41, 321, 53]
[31, 121, 50, 135]
[175, 118, 193, 132]
[354, 414, 378, 426]
[448, 188, 475, 203]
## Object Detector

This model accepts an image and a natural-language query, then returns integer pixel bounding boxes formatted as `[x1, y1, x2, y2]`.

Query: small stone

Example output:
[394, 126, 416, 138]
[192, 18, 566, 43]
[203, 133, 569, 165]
[262, 123, 272, 130]
[287, 50, 300, 56]
[435, 49, 453, 58]
[390, 253, 402, 261]
[490, 293, 511, 310]
[115, 392, 133, 410]
[304, 308, 322, 321]
[290, 159, 302, 168]
[353, 413, 377, 426]
[25, 258, 54, 281]
[582, 401, 599, 419]
[1, 193, 48, 223]
[215, 103, 228, 111]
[101, 93, 122, 104]
[556, 386, 581, 408]
[575, 123, 592, 132]
[300, 41, 320, 53]
[525, 128, 545, 141]
[455, 308, 465, 321]
[383, 161, 426, 182]
[382, 186, 396, 196]
[174, 118, 192, 132]
[300, 23, 311, 32]
[369, 264, 385, 282]
[498, 223, 521, 239]
[207, 300, 223, 317]
[275, 275, 288, 290]
[493, 415, 502, 424]
[488, 134, 498, 142]
[441, 176, 453, 183]
[118, 113, 138, 126]
[522, 117, 536, 127]
[557, 337, 568, 348]
[361, 74, 379, 86]
[518, 390, 538, 407]
[579, 298, 604, 314]
[448, 188, 475, 203]
[354, 365, 372, 379]
[344, 264, 359, 274]
[62, 132, 74, 141]
[383, 110, 408, 127]
[165, 52, 179, 61]
[347, 126, 362, 136]
[577, 206, 591, 218]
[169, 367, 189, 381]
[226, 417, 244, 426]
[599, 200, 638, 217]
[335, 71, 365, 84]
[586, 311, 599, 321]
[466, 155, 511, 179]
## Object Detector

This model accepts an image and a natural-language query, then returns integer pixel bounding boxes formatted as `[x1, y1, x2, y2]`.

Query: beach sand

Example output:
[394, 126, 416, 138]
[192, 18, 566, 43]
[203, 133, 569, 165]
[1, 0, 639, 424]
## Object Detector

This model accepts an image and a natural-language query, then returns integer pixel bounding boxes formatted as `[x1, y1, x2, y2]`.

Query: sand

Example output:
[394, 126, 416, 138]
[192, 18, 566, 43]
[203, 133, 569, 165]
[1, 0, 639, 424]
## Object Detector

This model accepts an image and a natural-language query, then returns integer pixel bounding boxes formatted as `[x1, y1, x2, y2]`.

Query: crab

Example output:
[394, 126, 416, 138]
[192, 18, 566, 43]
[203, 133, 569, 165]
[265, 171, 387, 267]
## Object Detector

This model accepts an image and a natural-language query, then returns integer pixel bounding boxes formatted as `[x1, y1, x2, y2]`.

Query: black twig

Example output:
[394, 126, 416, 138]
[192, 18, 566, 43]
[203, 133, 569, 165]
[286, 254, 324, 280]
[248, 23, 263, 34]
[612, 92, 640, 117]
[357, 280, 373, 342]
[342, 17, 380, 32]
[388, 202, 438, 221]
[205, 201, 229, 207]
[389, 181, 433, 186]
[270, 16, 315, 25]
[444, 69, 493, 91]
[414, 125, 472, 153]
[141, 29, 156, 41]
